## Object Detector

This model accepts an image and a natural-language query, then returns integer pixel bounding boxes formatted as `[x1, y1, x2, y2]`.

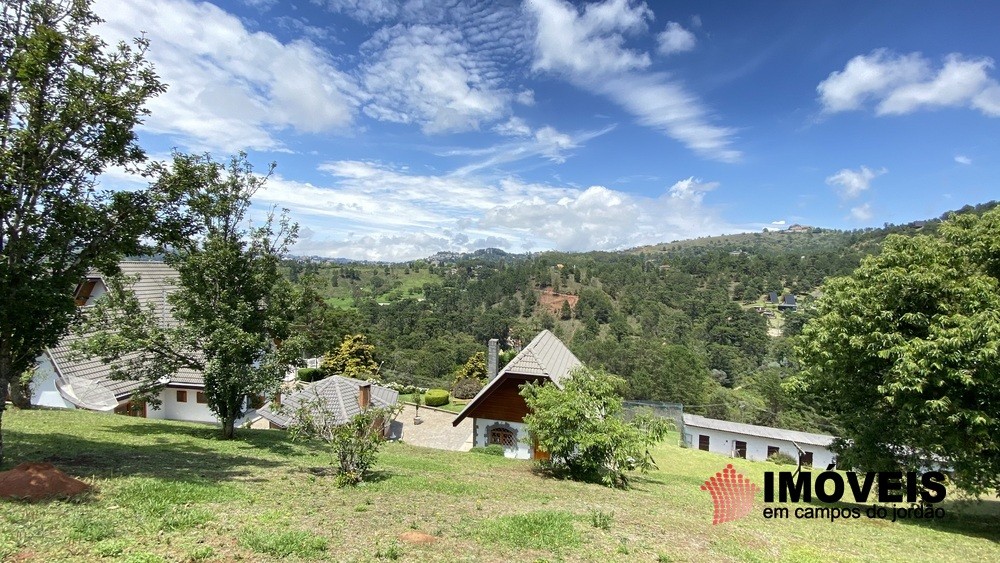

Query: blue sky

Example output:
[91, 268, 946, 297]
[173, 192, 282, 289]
[95, 0, 1000, 260]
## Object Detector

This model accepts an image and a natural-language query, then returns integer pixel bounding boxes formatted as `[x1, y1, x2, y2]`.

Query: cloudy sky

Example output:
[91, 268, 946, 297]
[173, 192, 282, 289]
[95, 0, 1000, 260]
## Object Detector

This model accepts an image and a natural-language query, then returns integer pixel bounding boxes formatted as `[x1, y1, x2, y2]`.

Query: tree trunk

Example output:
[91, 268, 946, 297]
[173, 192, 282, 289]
[222, 417, 235, 439]
[8, 378, 31, 409]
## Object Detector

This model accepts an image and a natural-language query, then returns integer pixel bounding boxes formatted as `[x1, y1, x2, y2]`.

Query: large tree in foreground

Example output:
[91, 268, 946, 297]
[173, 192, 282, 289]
[81, 153, 299, 439]
[0, 0, 164, 461]
[797, 207, 1000, 495]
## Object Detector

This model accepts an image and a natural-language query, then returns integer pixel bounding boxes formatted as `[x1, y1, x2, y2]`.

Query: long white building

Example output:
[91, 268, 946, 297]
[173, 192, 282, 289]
[682, 413, 837, 469]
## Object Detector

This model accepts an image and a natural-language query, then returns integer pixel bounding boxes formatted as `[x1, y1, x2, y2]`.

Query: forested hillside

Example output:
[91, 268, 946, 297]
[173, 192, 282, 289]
[284, 202, 997, 435]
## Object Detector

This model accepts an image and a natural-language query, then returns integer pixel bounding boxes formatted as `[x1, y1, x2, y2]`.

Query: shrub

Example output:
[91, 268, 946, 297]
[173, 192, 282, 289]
[424, 389, 449, 407]
[287, 395, 402, 486]
[767, 451, 797, 465]
[472, 445, 504, 456]
[452, 378, 483, 399]
[590, 509, 613, 530]
[297, 367, 324, 382]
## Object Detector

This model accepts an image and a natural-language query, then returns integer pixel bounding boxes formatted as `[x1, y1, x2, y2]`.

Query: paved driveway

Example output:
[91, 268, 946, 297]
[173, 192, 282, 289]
[389, 404, 473, 451]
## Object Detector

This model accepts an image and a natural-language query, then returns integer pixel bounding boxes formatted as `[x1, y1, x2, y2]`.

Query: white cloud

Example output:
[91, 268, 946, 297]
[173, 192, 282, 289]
[955, 155, 972, 165]
[447, 123, 615, 176]
[493, 117, 533, 137]
[850, 203, 873, 221]
[94, 0, 358, 153]
[525, 0, 739, 161]
[253, 161, 738, 260]
[770, 220, 786, 226]
[825, 166, 886, 199]
[657, 22, 696, 55]
[317, 0, 400, 24]
[818, 50, 1000, 117]
[359, 24, 517, 133]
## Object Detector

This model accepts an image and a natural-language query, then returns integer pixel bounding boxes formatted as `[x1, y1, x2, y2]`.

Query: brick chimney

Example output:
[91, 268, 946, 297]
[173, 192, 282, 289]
[487, 338, 499, 380]
[358, 383, 371, 410]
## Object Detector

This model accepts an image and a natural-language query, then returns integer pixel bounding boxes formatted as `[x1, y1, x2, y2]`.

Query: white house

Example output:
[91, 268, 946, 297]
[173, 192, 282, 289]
[31, 261, 251, 425]
[682, 413, 837, 469]
[452, 330, 581, 460]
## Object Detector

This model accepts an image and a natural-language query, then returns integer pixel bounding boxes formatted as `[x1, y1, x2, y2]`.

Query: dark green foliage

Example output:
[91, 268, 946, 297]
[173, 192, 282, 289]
[798, 207, 1000, 495]
[471, 445, 504, 456]
[78, 153, 298, 439]
[297, 368, 324, 382]
[0, 0, 165, 460]
[453, 351, 487, 384]
[423, 389, 449, 407]
[452, 378, 483, 400]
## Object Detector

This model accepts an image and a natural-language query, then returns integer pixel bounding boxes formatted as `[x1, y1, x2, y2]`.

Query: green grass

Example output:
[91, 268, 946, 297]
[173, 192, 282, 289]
[1, 409, 998, 562]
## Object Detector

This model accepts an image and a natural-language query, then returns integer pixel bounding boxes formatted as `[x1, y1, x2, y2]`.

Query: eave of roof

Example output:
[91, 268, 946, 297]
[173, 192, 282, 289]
[682, 414, 835, 447]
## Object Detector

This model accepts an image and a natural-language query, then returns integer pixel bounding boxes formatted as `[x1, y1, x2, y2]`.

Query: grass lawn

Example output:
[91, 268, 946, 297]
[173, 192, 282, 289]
[1, 409, 998, 562]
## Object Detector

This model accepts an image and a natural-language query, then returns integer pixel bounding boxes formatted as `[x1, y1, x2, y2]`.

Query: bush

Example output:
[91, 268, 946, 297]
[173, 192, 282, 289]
[767, 451, 797, 465]
[472, 445, 505, 456]
[424, 389, 450, 407]
[297, 367, 324, 382]
[452, 378, 483, 399]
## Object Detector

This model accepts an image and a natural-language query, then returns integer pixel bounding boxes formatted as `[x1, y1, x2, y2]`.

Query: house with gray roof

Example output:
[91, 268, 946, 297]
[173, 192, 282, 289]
[255, 375, 399, 431]
[682, 413, 837, 469]
[31, 261, 236, 424]
[452, 330, 581, 459]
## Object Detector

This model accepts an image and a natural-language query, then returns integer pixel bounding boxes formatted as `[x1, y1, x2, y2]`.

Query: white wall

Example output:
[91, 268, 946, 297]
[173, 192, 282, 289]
[683, 426, 836, 469]
[30, 354, 76, 409]
[147, 388, 218, 423]
[474, 418, 532, 460]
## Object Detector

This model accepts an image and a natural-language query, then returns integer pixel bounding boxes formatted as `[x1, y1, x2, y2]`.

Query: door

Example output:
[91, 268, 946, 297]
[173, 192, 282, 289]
[799, 451, 813, 467]
[698, 435, 710, 451]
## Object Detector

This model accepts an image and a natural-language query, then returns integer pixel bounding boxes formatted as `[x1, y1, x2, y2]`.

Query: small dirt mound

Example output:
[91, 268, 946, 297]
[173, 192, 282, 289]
[398, 531, 437, 545]
[0, 462, 91, 501]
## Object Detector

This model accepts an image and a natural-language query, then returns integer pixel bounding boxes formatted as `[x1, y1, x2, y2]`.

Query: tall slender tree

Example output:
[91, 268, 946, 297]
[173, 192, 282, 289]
[0, 0, 164, 461]
[81, 153, 299, 439]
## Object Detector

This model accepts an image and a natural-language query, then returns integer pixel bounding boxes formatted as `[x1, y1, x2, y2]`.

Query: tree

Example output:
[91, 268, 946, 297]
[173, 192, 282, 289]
[797, 208, 1000, 495]
[79, 153, 298, 439]
[0, 0, 164, 461]
[520, 367, 670, 488]
[322, 334, 380, 380]
[559, 299, 572, 320]
[453, 351, 487, 385]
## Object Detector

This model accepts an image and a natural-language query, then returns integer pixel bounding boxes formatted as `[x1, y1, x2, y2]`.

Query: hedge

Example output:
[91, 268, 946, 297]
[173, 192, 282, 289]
[297, 368, 324, 382]
[424, 389, 450, 407]
[452, 378, 483, 399]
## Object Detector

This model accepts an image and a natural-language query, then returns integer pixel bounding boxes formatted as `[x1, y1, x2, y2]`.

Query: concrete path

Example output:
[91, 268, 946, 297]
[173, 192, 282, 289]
[389, 404, 473, 452]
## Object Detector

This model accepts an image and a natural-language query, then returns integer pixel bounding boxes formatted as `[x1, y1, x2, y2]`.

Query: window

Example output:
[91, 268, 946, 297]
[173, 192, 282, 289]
[74, 279, 98, 307]
[114, 400, 145, 418]
[767, 446, 780, 458]
[248, 394, 266, 409]
[196, 392, 207, 404]
[488, 427, 516, 448]
[799, 451, 813, 467]
[698, 435, 710, 451]
[176, 390, 188, 403]
[734, 440, 747, 459]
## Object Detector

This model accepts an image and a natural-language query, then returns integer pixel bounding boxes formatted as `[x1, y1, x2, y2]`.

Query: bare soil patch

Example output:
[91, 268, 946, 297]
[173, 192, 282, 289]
[0, 462, 90, 501]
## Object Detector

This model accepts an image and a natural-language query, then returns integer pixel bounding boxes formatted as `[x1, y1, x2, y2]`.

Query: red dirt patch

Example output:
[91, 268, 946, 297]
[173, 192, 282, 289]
[398, 531, 438, 545]
[0, 462, 91, 501]
[537, 289, 578, 315]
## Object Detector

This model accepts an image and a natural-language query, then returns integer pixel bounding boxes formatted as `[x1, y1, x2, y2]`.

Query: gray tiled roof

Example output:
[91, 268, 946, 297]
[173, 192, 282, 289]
[682, 414, 835, 447]
[46, 261, 205, 403]
[452, 330, 581, 426]
[255, 376, 399, 428]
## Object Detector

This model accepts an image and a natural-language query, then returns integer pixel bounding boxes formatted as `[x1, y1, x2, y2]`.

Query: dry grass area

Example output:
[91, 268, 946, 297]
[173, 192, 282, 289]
[1, 409, 998, 562]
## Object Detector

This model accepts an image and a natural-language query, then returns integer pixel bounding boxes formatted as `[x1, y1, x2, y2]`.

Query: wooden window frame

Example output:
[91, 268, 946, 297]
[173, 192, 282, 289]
[176, 390, 188, 403]
[196, 391, 207, 404]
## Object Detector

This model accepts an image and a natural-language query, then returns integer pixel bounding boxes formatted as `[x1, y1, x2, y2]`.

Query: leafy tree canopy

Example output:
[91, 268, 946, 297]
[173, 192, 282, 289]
[521, 367, 670, 488]
[322, 334, 380, 381]
[0, 0, 164, 460]
[797, 208, 1000, 495]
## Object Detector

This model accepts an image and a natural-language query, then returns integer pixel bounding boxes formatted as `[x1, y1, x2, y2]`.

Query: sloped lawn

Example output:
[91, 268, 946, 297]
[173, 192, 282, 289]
[0, 409, 997, 562]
